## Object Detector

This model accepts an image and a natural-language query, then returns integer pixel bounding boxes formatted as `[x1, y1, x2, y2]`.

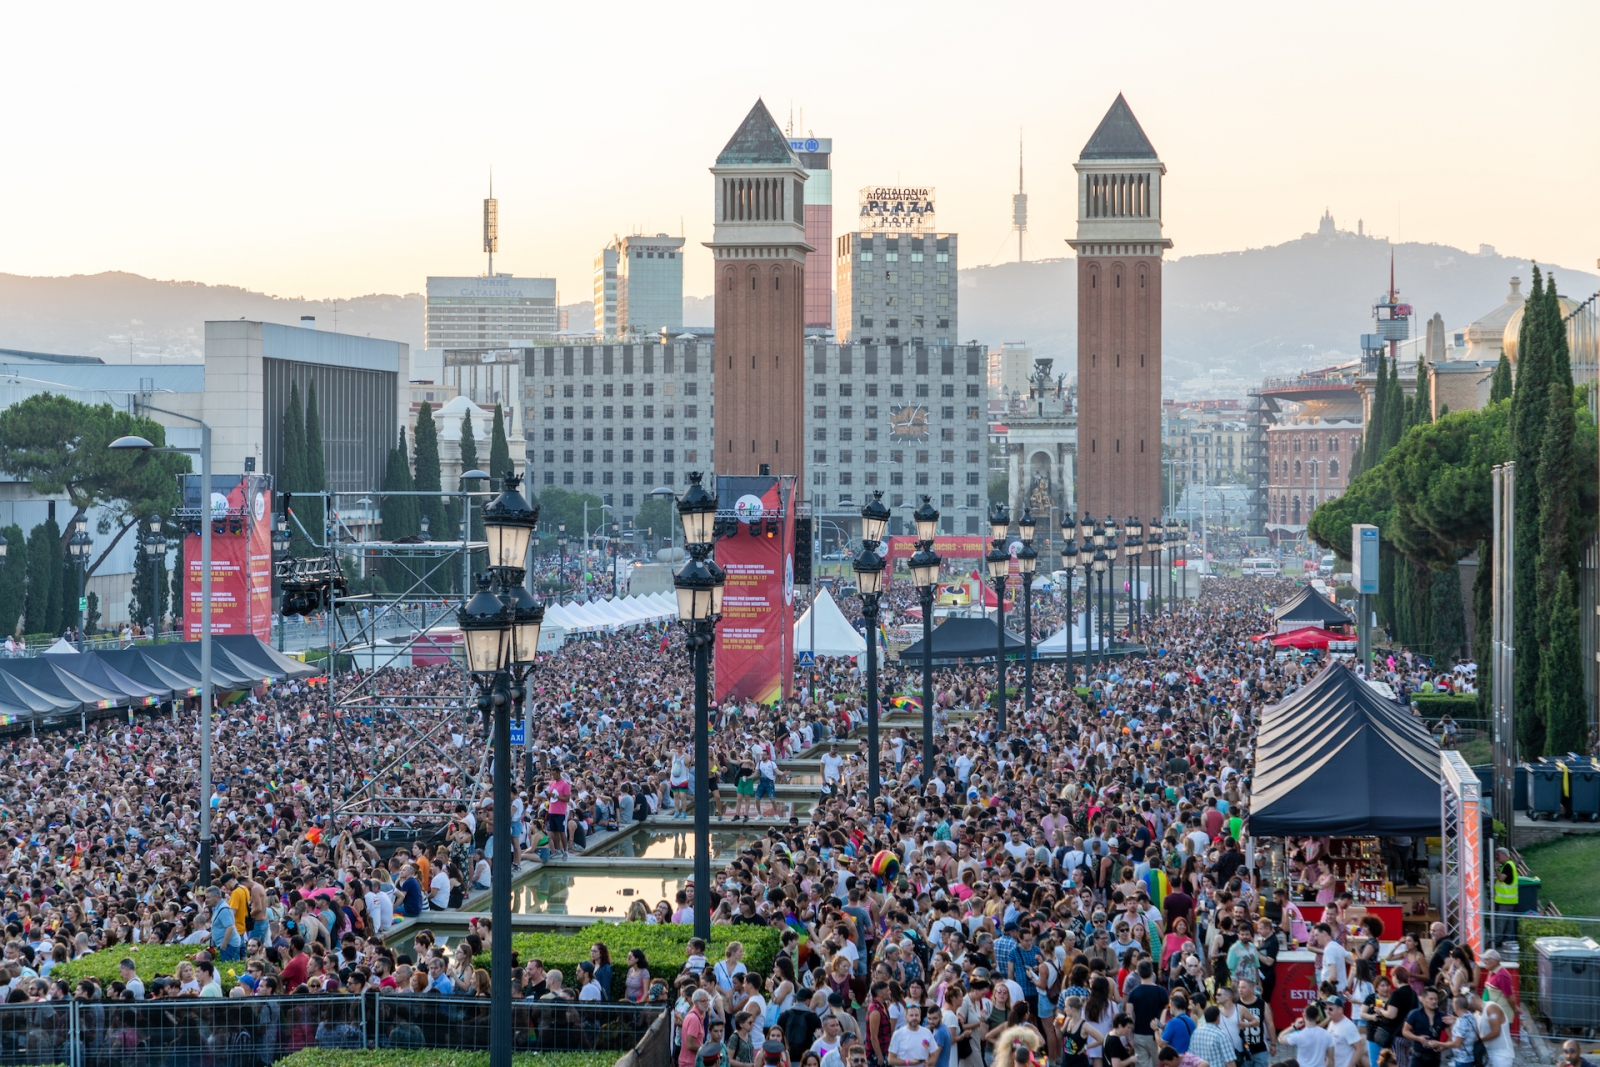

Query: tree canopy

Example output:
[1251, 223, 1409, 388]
[0, 394, 189, 577]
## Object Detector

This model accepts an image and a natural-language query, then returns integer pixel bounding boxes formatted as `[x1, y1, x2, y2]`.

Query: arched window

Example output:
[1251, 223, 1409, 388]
[1329, 458, 1340, 480]
[1294, 460, 1301, 477]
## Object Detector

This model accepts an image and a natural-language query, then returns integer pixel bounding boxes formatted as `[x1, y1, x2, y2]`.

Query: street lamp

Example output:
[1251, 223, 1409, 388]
[1166, 517, 1181, 609]
[854, 491, 890, 808]
[985, 503, 1011, 732]
[1126, 517, 1143, 637]
[557, 520, 568, 598]
[1147, 517, 1163, 616]
[1016, 510, 1038, 713]
[145, 514, 169, 637]
[1103, 517, 1120, 657]
[908, 496, 941, 777]
[1090, 517, 1106, 667]
[68, 515, 92, 646]
[1058, 514, 1078, 688]
[671, 472, 723, 939]
[458, 471, 541, 1067]
[111, 417, 214, 883]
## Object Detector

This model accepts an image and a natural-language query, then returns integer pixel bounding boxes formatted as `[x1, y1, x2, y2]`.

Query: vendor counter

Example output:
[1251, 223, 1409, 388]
[1289, 903, 1406, 938]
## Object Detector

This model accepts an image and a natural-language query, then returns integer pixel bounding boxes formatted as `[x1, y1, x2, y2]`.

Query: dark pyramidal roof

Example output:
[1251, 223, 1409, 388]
[717, 99, 800, 166]
[1080, 94, 1158, 161]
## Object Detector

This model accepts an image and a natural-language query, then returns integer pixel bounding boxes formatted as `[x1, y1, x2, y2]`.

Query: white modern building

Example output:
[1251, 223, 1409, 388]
[594, 234, 686, 339]
[425, 275, 559, 351]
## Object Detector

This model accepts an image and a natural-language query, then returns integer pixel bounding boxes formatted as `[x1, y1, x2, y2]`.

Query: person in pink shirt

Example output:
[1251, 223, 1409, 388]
[546, 770, 572, 859]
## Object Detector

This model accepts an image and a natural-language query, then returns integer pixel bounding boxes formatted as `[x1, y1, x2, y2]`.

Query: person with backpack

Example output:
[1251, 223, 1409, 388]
[1439, 996, 1484, 1067]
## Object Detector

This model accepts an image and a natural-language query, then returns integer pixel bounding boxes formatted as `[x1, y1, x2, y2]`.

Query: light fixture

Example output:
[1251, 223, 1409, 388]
[988, 503, 1010, 542]
[148, 513, 163, 536]
[459, 574, 511, 678]
[860, 491, 891, 545]
[1079, 512, 1094, 544]
[1093, 548, 1108, 574]
[913, 495, 939, 542]
[909, 544, 939, 588]
[677, 472, 718, 546]
[507, 584, 544, 667]
[1017, 509, 1037, 575]
[986, 543, 1010, 580]
[674, 553, 719, 621]
[419, 513, 431, 541]
[482, 474, 538, 571]
[1061, 536, 1078, 567]
[852, 541, 887, 595]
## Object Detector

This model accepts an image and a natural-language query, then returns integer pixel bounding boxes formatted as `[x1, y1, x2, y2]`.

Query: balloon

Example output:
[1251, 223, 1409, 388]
[870, 850, 900, 882]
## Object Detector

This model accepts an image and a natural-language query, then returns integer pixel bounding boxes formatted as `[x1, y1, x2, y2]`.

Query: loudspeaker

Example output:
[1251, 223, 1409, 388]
[794, 518, 814, 584]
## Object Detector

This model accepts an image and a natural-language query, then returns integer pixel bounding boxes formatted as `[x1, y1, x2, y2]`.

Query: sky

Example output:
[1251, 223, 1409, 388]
[1, 1, 1596, 303]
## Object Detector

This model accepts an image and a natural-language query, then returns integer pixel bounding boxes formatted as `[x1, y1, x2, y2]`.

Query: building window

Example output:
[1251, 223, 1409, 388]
[563, 471, 574, 485]
[814, 384, 827, 397]
[814, 428, 827, 441]
[544, 472, 554, 485]
[967, 471, 980, 485]
[890, 471, 903, 486]
[623, 493, 634, 507]
[915, 472, 929, 486]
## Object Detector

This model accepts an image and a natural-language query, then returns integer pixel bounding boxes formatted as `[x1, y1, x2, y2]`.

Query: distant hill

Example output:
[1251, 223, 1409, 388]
[3, 225, 1593, 399]
[960, 226, 1597, 397]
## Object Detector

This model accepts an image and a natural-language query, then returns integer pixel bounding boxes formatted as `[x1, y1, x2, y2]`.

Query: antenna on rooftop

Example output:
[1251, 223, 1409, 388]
[484, 168, 499, 277]
[1012, 131, 1028, 263]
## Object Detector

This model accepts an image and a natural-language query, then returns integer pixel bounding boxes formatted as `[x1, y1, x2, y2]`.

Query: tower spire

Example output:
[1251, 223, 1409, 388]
[483, 167, 499, 277]
[1012, 129, 1028, 264]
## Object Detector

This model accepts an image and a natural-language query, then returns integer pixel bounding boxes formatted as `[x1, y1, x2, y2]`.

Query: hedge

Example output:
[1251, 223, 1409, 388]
[278, 1052, 618, 1067]
[473, 922, 782, 999]
[1515, 916, 1581, 1001]
[53, 944, 241, 990]
[1410, 694, 1477, 719]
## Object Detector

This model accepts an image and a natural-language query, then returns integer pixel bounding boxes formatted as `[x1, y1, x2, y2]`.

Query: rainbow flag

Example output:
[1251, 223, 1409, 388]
[890, 696, 921, 711]
[1143, 867, 1169, 910]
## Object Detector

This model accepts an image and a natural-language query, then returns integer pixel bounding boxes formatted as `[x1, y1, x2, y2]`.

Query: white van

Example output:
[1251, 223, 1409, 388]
[1242, 557, 1282, 577]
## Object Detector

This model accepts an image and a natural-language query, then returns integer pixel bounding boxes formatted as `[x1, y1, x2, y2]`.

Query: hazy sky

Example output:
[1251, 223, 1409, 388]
[2, 2, 1596, 304]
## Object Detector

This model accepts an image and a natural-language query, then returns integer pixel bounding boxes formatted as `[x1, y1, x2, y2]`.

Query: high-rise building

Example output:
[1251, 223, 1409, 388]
[836, 231, 957, 346]
[1068, 94, 1169, 522]
[615, 233, 686, 337]
[425, 275, 559, 350]
[790, 135, 833, 332]
[593, 246, 619, 337]
[709, 99, 810, 490]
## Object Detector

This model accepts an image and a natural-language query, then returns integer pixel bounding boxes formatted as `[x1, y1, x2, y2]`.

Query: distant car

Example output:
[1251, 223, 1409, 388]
[838, 583, 859, 598]
[821, 551, 850, 561]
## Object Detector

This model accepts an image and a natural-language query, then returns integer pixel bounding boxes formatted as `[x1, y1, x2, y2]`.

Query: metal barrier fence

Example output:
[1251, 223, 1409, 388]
[1483, 907, 1600, 1052]
[0, 994, 663, 1067]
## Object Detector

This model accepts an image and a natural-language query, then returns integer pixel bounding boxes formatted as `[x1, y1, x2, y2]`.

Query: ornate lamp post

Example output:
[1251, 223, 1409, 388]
[1103, 517, 1120, 654]
[1147, 517, 1163, 617]
[908, 496, 941, 777]
[1166, 517, 1181, 608]
[145, 514, 170, 636]
[1017, 510, 1038, 713]
[458, 472, 541, 1067]
[855, 491, 890, 808]
[1126, 517, 1143, 637]
[671, 473, 724, 938]
[1090, 517, 1106, 667]
[557, 520, 568, 596]
[1058, 514, 1078, 687]
[68, 515, 93, 646]
[985, 503, 1011, 732]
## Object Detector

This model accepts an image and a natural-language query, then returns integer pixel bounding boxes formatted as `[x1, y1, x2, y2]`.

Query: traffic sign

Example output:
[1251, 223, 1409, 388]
[510, 722, 526, 747]
[797, 651, 816, 667]
[78, 597, 88, 612]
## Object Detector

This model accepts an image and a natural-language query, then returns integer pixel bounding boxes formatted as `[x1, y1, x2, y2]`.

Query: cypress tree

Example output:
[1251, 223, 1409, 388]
[1415, 360, 1432, 426]
[1394, 557, 1415, 648]
[412, 402, 445, 543]
[1381, 355, 1403, 455]
[23, 520, 59, 636]
[281, 382, 307, 496]
[1362, 355, 1387, 475]
[489, 404, 513, 485]
[1472, 544, 1493, 717]
[130, 538, 167, 631]
[1543, 570, 1586, 756]
[382, 430, 419, 540]
[459, 411, 485, 554]
[1511, 267, 1550, 756]
[60, 553, 78, 635]
[303, 379, 327, 541]
[1428, 563, 1466, 669]
[1489, 355, 1513, 404]
[0, 524, 25, 638]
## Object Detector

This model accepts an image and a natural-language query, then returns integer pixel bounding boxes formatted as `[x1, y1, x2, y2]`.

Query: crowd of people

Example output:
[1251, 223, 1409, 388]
[0, 569, 1515, 1067]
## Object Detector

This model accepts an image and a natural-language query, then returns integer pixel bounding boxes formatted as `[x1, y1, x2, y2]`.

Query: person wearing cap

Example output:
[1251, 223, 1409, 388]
[701, 1041, 729, 1067]
[1479, 948, 1515, 1022]
[680, 989, 711, 1067]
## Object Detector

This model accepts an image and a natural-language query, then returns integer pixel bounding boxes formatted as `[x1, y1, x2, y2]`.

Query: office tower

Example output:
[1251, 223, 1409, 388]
[593, 245, 618, 337]
[425, 276, 558, 350]
[790, 135, 833, 331]
[836, 228, 957, 346]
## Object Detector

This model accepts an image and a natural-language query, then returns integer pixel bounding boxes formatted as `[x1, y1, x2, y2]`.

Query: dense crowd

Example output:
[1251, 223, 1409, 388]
[0, 571, 1512, 1067]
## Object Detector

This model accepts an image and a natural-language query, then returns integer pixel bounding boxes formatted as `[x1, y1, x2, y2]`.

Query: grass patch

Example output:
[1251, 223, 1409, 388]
[1519, 837, 1600, 917]
[1457, 738, 1491, 766]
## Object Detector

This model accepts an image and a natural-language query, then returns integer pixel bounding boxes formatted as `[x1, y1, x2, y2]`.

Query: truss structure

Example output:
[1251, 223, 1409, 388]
[1440, 750, 1484, 958]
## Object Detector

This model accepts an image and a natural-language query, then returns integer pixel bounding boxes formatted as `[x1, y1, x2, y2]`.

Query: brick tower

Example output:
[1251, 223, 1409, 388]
[1068, 94, 1169, 522]
[709, 99, 812, 491]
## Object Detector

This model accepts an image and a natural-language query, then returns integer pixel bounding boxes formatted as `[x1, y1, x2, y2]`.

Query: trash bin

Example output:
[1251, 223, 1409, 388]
[1536, 936, 1600, 1030]
[1517, 876, 1541, 913]
[1566, 760, 1600, 821]
[1516, 763, 1528, 810]
[1526, 760, 1565, 820]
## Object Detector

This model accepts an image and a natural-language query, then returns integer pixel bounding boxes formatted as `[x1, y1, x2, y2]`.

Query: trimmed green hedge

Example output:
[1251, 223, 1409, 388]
[473, 922, 782, 999]
[1411, 695, 1477, 719]
[53, 944, 242, 990]
[278, 1052, 618, 1067]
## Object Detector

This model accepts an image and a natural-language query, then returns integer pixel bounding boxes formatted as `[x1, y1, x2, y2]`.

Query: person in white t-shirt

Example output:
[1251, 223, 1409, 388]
[888, 1004, 937, 1067]
[1313, 924, 1350, 993]
[821, 747, 845, 791]
[429, 866, 451, 910]
[1326, 1006, 1365, 1067]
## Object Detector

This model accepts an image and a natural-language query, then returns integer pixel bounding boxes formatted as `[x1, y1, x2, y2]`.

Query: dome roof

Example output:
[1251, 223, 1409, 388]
[1502, 294, 1583, 364]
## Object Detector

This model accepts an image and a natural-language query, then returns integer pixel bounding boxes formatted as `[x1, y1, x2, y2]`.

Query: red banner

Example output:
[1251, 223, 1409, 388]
[186, 477, 273, 640]
[713, 476, 795, 707]
[884, 535, 989, 561]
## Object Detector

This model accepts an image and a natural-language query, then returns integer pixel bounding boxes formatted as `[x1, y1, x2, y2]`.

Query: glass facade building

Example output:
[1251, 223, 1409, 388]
[425, 275, 558, 350]
[790, 136, 833, 332]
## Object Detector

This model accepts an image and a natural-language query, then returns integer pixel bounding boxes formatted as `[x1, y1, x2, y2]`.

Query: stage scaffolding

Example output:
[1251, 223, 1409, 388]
[283, 487, 497, 838]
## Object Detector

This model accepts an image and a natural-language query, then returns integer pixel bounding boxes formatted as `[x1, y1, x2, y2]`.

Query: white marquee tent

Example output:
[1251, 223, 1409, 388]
[793, 588, 868, 658]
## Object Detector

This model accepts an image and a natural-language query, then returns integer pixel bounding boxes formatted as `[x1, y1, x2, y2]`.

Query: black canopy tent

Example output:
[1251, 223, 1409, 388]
[897, 616, 1025, 665]
[138, 642, 260, 692]
[41, 649, 172, 706]
[0, 657, 128, 713]
[215, 635, 318, 681]
[1273, 586, 1353, 630]
[1248, 660, 1441, 837]
[95, 647, 201, 697]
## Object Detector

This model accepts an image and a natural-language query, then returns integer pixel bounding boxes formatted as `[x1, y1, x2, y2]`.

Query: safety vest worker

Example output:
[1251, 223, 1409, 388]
[1493, 849, 1519, 906]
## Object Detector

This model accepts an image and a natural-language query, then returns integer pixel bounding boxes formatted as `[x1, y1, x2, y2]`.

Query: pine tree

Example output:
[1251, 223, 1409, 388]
[489, 404, 513, 485]
[281, 382, 307, 496]
[302, 378, 327, 542]
[23, 520, 59, 636]
[1543, 570, 1586, 756]
[412, 402, 445, 543]
[0, 524, 26, 638]
[1511, 267, 1550, 756]
[1429, 563, 1465, 666]
[1489, 355, 1513, 403]
[1394, 557, 1414, 648]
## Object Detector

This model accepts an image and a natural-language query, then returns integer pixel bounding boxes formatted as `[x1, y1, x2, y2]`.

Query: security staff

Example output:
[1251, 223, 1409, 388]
[1493, 846, 1519, 946]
